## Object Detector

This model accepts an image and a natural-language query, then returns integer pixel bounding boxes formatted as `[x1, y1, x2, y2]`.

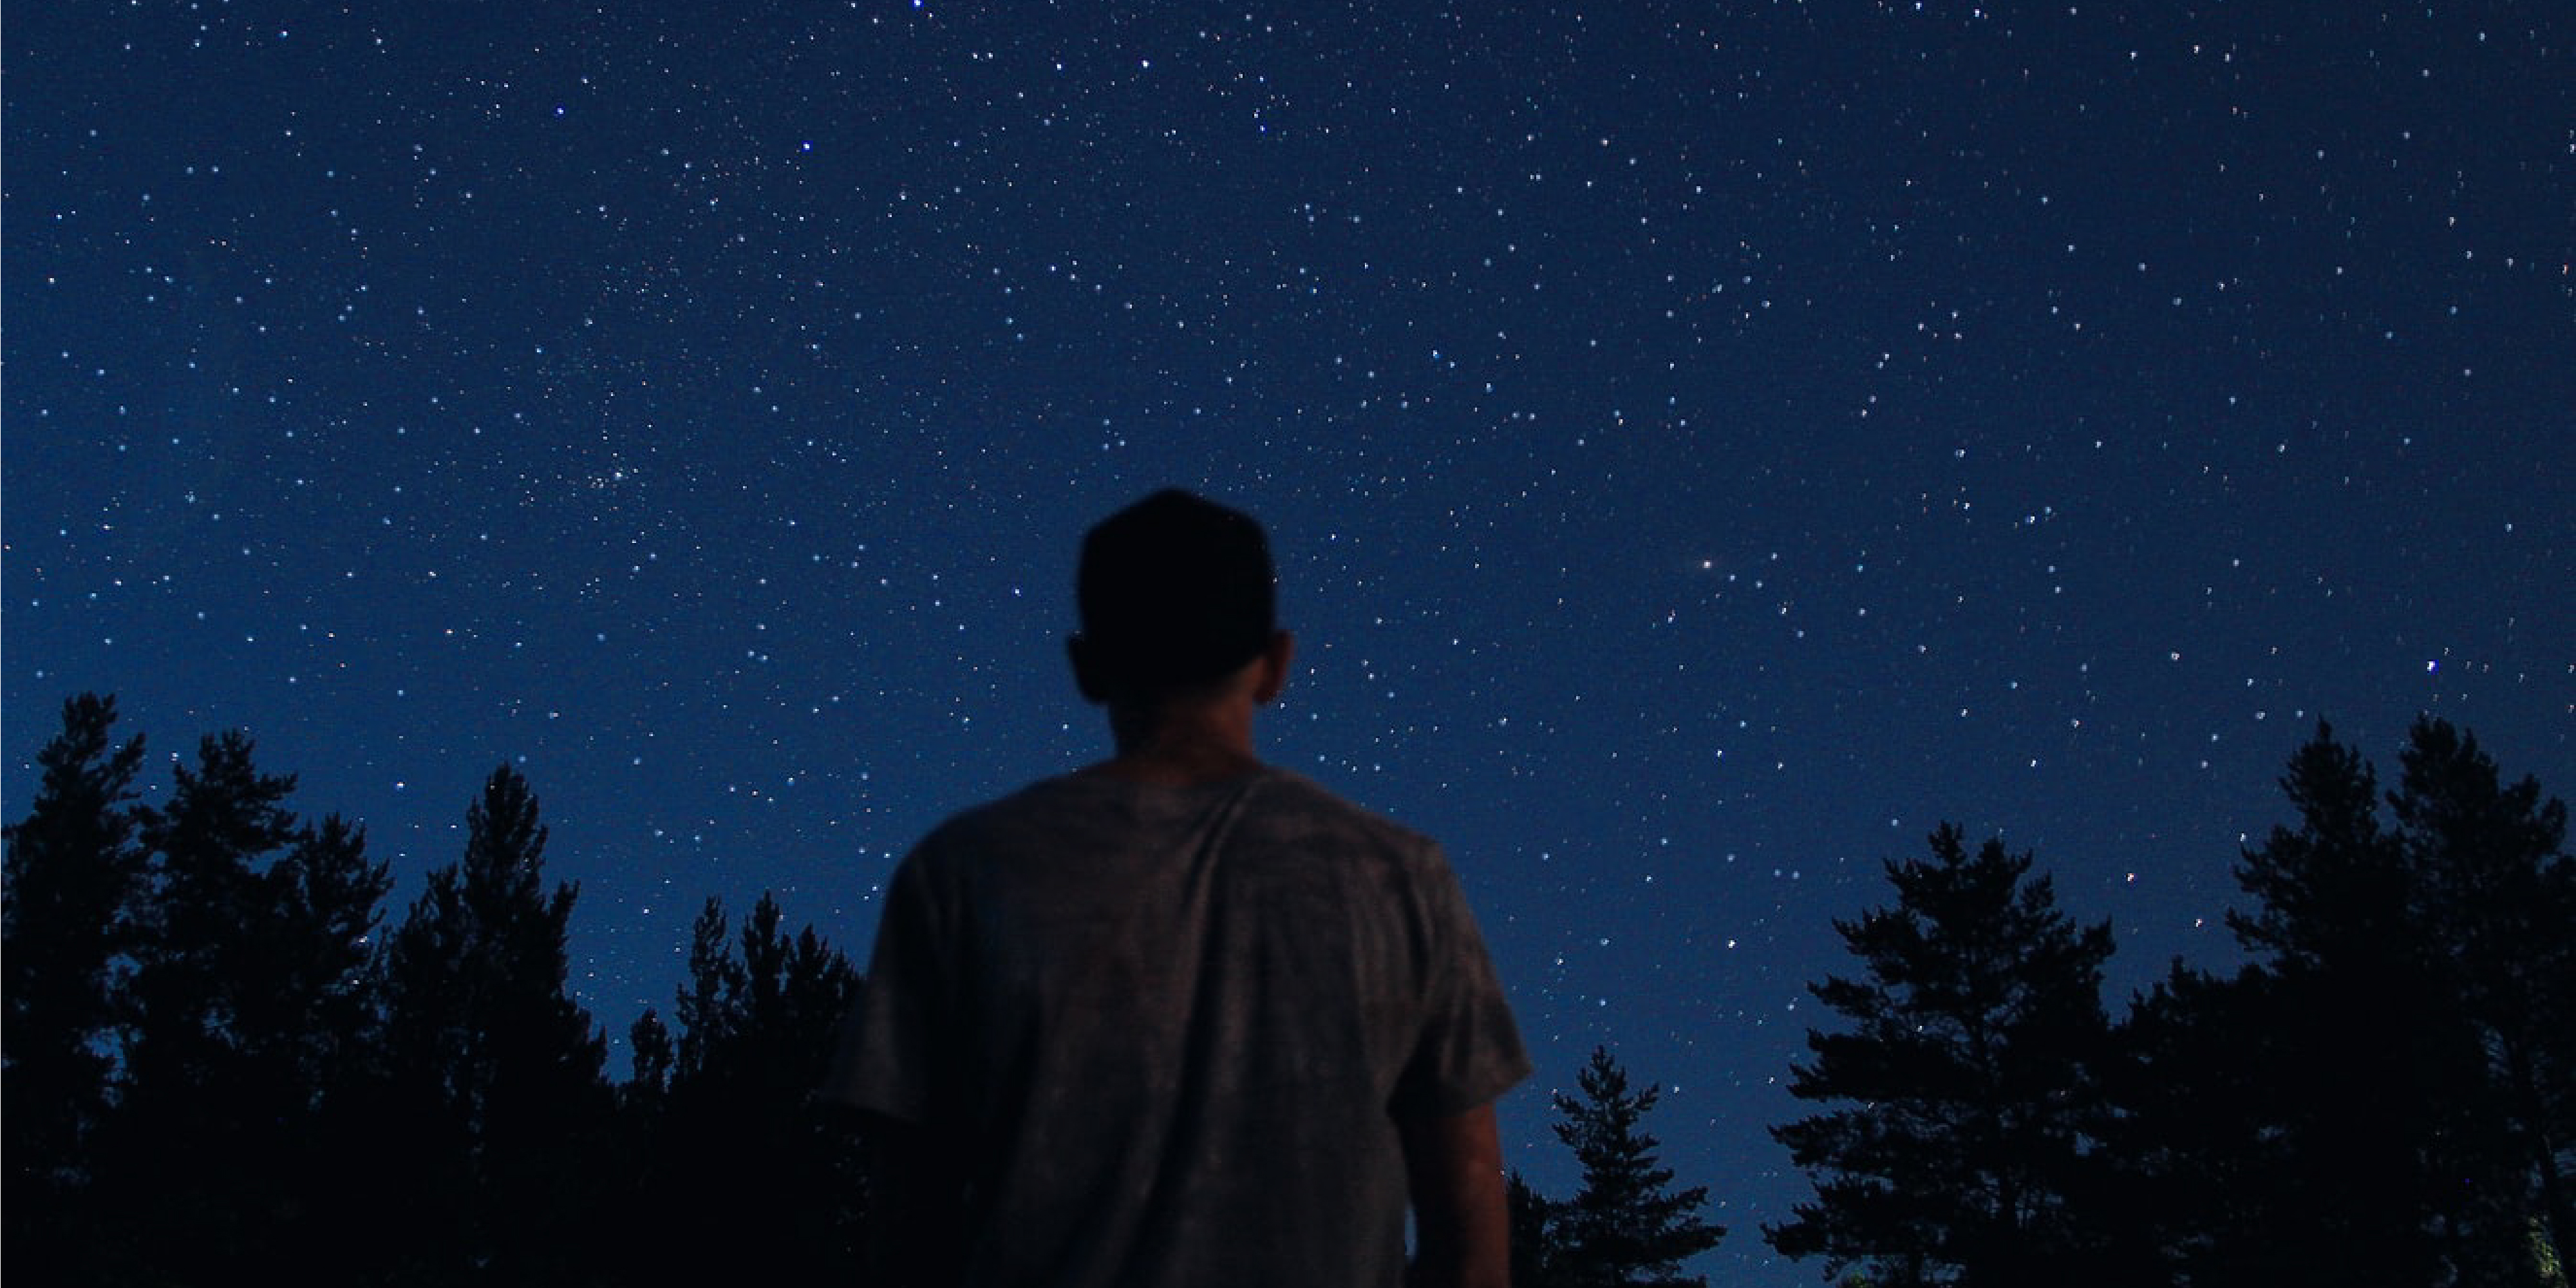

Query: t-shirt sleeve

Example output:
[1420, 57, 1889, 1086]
[823, 849, 951, 1122]
[1391, 848, 1532, 1118]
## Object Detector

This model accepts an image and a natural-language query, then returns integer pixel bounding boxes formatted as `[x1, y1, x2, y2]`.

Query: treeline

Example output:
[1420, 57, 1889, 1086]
[2, 694, 1729, 1288]
[1767, 717, 2574, 1287]
[7, 694, 2568, 1287]
[3, 694, 863, 1285]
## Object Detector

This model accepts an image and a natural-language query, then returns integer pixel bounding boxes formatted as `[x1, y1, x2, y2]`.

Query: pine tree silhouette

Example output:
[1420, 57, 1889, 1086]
[625, 891, 866, 1280]
[2106, 721, 2570, 1287]
[1527, 1047, 1724, 1288]
[93, 728, 392, 1282]
[2393, 718, 2575, 1273]
[1767, 824, 2116, 1286]
[3, 695, 148, 1282]
[379, 766, 611, 1284]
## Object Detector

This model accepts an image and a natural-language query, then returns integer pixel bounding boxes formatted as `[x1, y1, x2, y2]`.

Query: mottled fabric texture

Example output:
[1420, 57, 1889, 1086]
[831, 766, 1530, 1288]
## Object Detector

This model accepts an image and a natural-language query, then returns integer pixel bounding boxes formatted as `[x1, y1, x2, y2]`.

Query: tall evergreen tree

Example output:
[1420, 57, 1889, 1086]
[675, 895, 742, 1080]
[88, 727, 393, 1283]
[671, 891, 861, 1097]
[625, 1006, 676, 1108]
[379, 765, 611, 1285]
[2392, 718, 2573, 1279]
[266, 813, 400, 1281]
[1522, 1047, 1725, 1288]
[629, 891, 867, 1281]
[2228, 723, 2407, 973]
[2109, 721, 2570, 1287]
[256, 813, 393, 1100]
[2, 694, 148, 1280]
[108, 730, 308, 1280]
[1508, 1170, 1563, 1288]
[2212, 722, 2536, 1287]
[1767, 824, 2116, 1287]
[2103, 958, 2323, 1287]
[121, 730, 303, 1107]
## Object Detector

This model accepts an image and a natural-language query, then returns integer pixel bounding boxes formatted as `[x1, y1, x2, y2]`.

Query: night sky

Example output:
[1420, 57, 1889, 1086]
[6, 3, 2571, 1281]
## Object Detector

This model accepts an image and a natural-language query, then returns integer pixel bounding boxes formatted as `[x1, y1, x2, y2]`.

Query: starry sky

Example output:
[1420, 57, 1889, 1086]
[6, 3, 2571, 1281]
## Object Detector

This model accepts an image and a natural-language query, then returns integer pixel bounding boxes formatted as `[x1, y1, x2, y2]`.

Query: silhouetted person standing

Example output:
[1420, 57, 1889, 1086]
[830, 489, 1528, 1288]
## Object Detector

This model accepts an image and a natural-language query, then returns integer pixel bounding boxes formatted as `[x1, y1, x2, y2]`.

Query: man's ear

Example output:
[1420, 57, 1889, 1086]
[1067, 634, 1110, 704]
[1251, 630, 1295, 705]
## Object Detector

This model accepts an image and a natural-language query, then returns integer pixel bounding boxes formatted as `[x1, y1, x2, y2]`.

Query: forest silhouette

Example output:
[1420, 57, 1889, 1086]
[5, 692, 2568, 1286]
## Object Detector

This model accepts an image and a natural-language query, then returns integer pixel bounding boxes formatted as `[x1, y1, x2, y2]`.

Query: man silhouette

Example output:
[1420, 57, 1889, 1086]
[831, 489, 1528, 1288]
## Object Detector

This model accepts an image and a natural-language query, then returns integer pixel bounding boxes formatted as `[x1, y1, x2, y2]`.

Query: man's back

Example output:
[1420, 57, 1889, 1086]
[834, 765, 1527, 1288]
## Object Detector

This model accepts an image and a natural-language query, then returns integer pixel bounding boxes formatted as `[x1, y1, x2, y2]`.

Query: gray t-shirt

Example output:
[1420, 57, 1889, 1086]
[830, 765, 1530, 1288]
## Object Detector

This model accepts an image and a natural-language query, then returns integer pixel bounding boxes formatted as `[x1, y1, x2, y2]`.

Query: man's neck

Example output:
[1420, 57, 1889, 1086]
[1091, 705, 1263, 786]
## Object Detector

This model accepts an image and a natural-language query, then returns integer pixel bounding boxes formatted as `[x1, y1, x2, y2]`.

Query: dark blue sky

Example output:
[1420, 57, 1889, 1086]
[8, 3, 2570, 1281]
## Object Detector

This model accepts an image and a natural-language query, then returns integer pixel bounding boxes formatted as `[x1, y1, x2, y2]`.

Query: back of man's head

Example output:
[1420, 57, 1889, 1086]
[1075, 489, 1277, 701]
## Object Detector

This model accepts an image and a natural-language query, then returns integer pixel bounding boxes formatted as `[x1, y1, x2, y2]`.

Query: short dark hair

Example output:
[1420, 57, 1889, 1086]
[1076, 489, 1277, 694]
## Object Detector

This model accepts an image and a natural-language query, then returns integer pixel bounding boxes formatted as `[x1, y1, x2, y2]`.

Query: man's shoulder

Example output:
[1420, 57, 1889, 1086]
[900, 768, 1447, 891]
[925, 767, 1434, 848]
[1238, 768, 1442, 858]
[917, 772, 1100, 848]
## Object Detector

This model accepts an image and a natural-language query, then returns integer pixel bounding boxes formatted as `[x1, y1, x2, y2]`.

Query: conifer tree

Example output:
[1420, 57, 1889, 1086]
[666, 892, 861, 1099]
[1507, 1170, 1563, 1288]
[2211, 723, 2530, 1287]
[108, 730, 307, 1277]
[86, 727, 394, 1282]
[2392, 717, 2575, 1271]
[630, 891, 866, 1279]
[2107, 721, 2569, 1287]
[2, 694, 148, 1278]
[260, 811, 397, 1277]
[380, 765, 610, 1283]
[122, 731, 303, 1104]
[2228, 724, 2407, 972]
[265, 814, 394, 1091]
[1767, 824, 2116, 1286]
[2100, 960, 2304, 1285]
[1537, 1046, 1725, 1288]
[626, 1007, 676, 1106]
[675, 895, 742, 1080]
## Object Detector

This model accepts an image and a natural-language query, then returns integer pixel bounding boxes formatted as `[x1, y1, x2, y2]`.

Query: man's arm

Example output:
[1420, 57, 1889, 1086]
[1400, 1103, 1511, 1288]
[860, 1110, 972, 1288]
